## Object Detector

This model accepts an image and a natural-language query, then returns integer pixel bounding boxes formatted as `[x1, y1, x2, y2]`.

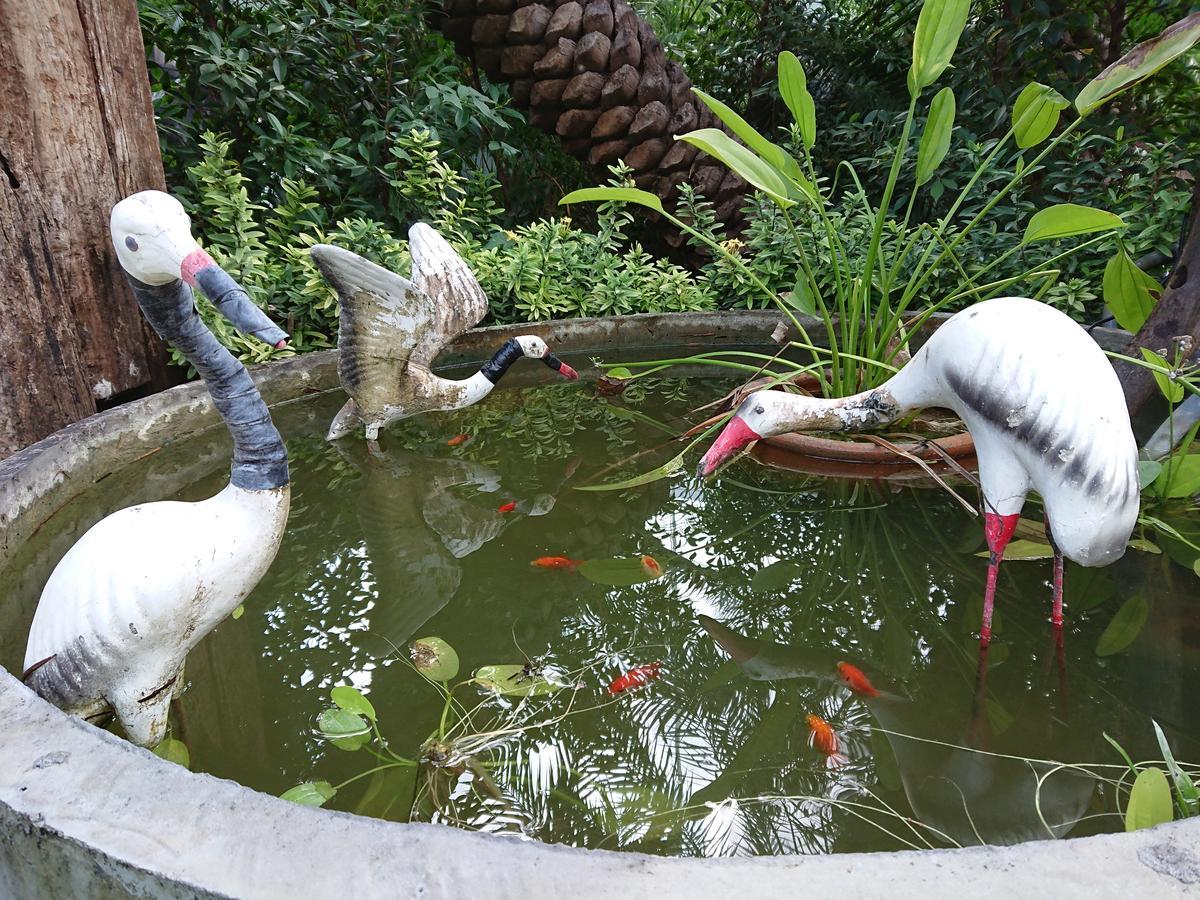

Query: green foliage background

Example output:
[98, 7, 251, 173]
[140, 0, 1200, 365]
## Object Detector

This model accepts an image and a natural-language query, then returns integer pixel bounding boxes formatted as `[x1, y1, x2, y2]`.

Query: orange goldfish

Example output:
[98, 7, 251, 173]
[640, 555, 664, 578]
[498, 501, 517, 513]
[446, 433, 470, 447]
[608, 662, 662, 695]
[837, 662, 880, 698]
[806, 714, 848, 768]
[531, 556, 583, 570]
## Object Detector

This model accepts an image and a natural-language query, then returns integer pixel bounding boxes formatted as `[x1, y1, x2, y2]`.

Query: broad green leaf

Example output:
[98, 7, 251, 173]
[575, 448, 687, 491]
[1022, 204, 1125, 243]
[577, 555, 665, 586]
[410, 637, 460, 682]
[1141, 348, 1184, 403]
[281, 781, 336, 807]
[778, 52, 816, 149]
[909, 0, 972, 94]
[1076, 12, 1200, 115]
[331, 685, 376, 722]
[1137, 459, 1164, 490]
[474, 664, 560, 697]
[751, 560, 805, 591]
[1154, 454, 1200, 498]
[796, 91, 817, 150]
[559, 187, 663, 213]
[915, 87, 956, 186]
[1065, 563, 1116, 612]
[605, 366, 634, 379]
[1095, 594, 1149, 656]
[690, 89, 804, 183]
[1152, 512, 1200, 572]
[1011, 81, 1070, 149]
[974, 539, 1054, 560]
[318, 708, 370, 751]
[1125, 767, 1173, 831]
[1153, 720, 1200, 817]
[231, 604, 245, 620]
[784, 273, 817, 316]
[678, 128, 797, 208]
[1103, 249, 1161, 333]
[153, 737, 190, 769]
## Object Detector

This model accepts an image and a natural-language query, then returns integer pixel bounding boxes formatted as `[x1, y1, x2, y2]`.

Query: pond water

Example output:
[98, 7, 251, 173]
[3, 377, 1199, 856]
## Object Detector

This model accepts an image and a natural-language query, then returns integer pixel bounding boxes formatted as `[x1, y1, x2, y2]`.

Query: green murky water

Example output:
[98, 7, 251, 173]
[3, 377, 1199, 856]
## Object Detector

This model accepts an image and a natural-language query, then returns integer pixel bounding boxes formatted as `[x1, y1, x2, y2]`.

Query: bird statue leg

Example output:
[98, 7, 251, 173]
[980, 512, 1020, 647]
[1044, 514, 1065, 630]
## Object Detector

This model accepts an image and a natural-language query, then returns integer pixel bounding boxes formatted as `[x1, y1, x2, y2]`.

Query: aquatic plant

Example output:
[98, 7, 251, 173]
[562, 7, 1200, 401]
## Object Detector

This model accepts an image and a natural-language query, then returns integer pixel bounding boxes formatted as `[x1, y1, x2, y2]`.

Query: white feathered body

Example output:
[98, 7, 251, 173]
[23, 484, 289, 746]
[886, 297, 1139, 565]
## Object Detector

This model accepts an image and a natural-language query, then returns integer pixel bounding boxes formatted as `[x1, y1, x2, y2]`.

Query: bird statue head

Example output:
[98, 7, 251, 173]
[111, 190, 287, 347]
[514, 335, 579, 380]
[697, 390, 793, 476]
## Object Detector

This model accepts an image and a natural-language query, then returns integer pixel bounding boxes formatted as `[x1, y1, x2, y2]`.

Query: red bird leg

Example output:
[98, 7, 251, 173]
[966, 642, 992, 750]
[980, 512, 1020, 647]
[1044, 515, 1065, 629]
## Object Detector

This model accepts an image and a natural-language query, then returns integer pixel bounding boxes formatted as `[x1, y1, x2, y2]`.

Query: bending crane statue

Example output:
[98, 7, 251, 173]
[23, 191, 291, 747]
[699, 297, 1139, 646]
[313, 227, 578, 442]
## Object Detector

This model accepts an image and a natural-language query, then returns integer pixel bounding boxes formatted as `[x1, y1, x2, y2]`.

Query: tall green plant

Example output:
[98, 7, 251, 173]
[562, 7, 1200, 400]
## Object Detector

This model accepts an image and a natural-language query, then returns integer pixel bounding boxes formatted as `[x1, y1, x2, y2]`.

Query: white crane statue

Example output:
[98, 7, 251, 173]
[22, 190, 291, 747]
[698, 297, 1140, 646]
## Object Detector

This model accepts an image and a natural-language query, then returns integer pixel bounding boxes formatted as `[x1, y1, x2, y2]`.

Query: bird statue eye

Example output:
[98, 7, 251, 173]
[125, 236, 139, 251]
[754, 405, 765, 415]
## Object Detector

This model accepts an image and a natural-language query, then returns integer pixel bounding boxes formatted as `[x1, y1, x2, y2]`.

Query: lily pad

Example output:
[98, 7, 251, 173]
[281, 781, 336, 807]
[318, 708, 370, 751]
[475, 664, 561, 697]
[410, 637, 460, 682]
[331, 685, 376, 722]
[153, 737, 190, 769]
[577, 556, 666, 586]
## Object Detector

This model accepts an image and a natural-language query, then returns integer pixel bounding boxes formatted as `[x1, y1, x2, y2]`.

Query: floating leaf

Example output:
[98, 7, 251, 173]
[153, 737, 190, 769]
[1103, 249, 1161, 333]
[281, 781, 336, 807]
[677, 128, 797, 208]
[1095, 594, 1149, 656]
[577, 556, 665, 586]
[1011, 81, 1070, 148]
[909, 0, 972, 93]
[559, 187, 663, 213]
[1138, 459, 1164, 490]
[974, 539, 1054, 560]
[1153, 720, 1200, 817]
[331, 685, 376, 722]
[231, 604, 245, 620]
[605, 366, 634, 380]
[410, 637, 460, 682]
[474, 664, 560, 697]
[1022, 204, 1125, 243]
[575, 448, 688, 491]
[916, 87, 956, 186]
[691, 89, 805, 184]
[1128, 538, 1162, 554]
[751, 560, 805, 591]
[1141, 348, 1184, 403]
[1125, 767, 1173, 832]
[318, 708, 370, 751]
[1154, 454, 1200, 499]
[1076, 12, 1200, 115]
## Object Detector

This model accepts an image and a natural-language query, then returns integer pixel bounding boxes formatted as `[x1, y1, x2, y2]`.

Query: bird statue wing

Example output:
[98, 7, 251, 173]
[406, 223, 489, 368]
[310, 243, 437, 424]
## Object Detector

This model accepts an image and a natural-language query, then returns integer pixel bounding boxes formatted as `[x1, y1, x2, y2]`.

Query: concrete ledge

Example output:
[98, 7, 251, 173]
[2, 310, 1190, 899]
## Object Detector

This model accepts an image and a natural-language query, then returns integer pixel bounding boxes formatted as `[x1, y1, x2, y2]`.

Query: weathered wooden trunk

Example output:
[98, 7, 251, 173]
[0, 0, 168, 458]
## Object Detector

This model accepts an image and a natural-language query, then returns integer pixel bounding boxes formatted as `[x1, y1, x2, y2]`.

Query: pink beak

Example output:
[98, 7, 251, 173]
[697, 415, 762, 477]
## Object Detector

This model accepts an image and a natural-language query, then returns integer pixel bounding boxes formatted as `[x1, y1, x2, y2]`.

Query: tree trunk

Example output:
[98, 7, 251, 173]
[1117, 176, 1200, 441]
[0, 0, 168, 458]
[429, 0, 750, 237]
